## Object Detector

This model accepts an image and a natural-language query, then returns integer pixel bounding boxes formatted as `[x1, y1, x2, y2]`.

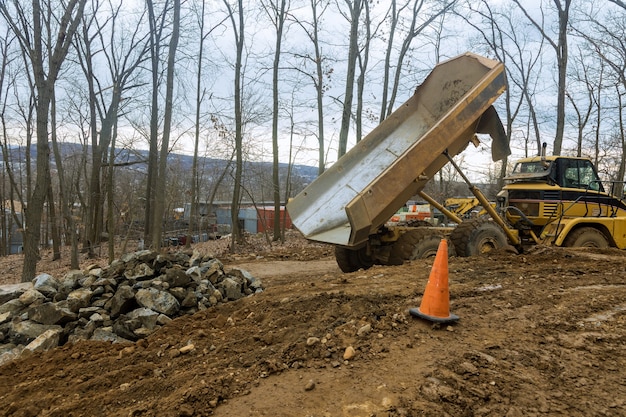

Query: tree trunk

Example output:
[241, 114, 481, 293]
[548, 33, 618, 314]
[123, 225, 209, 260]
[151, 0, 180, 250]
[337, 0, 362, 158]
[225, 0, 245, 248]
[269, 0, 286, 242]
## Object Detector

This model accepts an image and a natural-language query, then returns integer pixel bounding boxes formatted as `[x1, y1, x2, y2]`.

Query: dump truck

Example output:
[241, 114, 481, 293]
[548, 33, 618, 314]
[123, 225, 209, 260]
[287, 52, 626, 272]
[286, 52, 510, 271]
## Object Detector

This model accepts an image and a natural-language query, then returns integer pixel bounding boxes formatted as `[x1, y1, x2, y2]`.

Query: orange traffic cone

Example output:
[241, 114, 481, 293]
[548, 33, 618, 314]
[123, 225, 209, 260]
[409, 239, 459, 323]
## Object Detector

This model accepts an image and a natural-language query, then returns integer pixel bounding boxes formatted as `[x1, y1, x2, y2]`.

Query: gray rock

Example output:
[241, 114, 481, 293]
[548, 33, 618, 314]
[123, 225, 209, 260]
[165, 266, 191, 287]
[107, 285, 136, 318]
[18, 289, 46, 306]
[135, 288, 180, 315]
[10, 321, 62, 344]
[181, 291, 198, 308]
[0, 311, 10, 325]
[133, 327, 155, 338]
[0, 249, 263, 356]
[28, 302, 77, 325]
[87, 267, 103, 278]
[23, 328, 62, 353]
[0, 299, 25, 315]
[220, 277, 244, 301]
[202, 260, 224, 284]
[112, 316, 141, 341]
[0, 346, 22, 367]
[0, 283, 31, 305]
[90, 328, 131, 343]
[68, 321, 98, 342]
[229, 267, 262, 290]
[65, 288, 93, 312]
[157, 314, 172, 325]
[33, 273, 59, 291]
[60, 270, 85, 292]
[34, 285, 58, 299]
[78, 306, 101, 319]
[126, 307, 159, 330]
[185, 266, 203, 283]
[169, 287, 187, 301]
[124, 263, 155, 281]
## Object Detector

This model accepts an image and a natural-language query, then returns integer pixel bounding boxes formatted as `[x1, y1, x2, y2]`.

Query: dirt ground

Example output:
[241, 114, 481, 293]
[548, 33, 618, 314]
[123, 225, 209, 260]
[0, 233, 625, 417]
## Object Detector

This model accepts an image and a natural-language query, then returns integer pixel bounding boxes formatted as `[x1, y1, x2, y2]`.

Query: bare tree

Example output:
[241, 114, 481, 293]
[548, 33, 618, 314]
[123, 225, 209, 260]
[379, 0, 456, 121]
[291, 0, 331, 174]
[461, 0, 543, 186]
[223, 0, 245, 246]
[151, 0, 180, 250]
[565, 47, 603, 158]
[337, 0, 363, 158]
[260, 0, 289, 242]
[512, 0, 571, 155]
[354, 0, 371, 143]
[74, 0, 150, 258]
[144, 0, 169, 246]
[186, 0, 209, 249]
[0, 0, 87, 281]
[575, 8, 626, 186]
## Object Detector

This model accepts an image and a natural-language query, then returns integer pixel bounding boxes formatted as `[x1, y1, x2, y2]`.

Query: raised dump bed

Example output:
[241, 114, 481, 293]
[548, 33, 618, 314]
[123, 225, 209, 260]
[287, 52, 508, 247]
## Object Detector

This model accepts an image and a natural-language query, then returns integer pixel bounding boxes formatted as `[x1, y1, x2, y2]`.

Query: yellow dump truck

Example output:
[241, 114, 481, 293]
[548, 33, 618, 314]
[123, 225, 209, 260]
[286, 53, 510, 271]
[288, 52, 626, 272]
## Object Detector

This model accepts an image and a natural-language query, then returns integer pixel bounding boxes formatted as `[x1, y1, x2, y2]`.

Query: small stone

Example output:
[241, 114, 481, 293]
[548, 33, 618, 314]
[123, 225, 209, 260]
[179, 344, 195, 354]
[357, 323, 371, 337]
[304, 380, 316, 391]
[179, 404, 195, 417]
[381, 397, 394, 409]
[306, 337, 320, 346]
[343, 346, 356, 360]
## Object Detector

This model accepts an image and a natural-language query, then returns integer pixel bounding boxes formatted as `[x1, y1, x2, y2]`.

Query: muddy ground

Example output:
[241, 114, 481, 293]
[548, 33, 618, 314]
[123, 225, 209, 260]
[0, 234, 625, 417]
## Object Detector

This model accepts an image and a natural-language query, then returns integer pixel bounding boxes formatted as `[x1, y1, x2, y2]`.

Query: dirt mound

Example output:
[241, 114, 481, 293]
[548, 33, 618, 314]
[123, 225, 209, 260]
[1, 244, 625, 416]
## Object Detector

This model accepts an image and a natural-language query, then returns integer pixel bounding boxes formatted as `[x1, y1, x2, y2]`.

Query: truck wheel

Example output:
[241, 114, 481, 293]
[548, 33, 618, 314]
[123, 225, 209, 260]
[335, 246, 374, 273]
[450, 218, 508, 257]
[387, 229, 451, 265]
[563, 227, 609, 248]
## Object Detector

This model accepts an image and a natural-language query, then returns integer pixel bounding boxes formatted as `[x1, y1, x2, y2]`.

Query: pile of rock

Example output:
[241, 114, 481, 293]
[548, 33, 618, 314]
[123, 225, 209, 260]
[0, 250, 262, 365]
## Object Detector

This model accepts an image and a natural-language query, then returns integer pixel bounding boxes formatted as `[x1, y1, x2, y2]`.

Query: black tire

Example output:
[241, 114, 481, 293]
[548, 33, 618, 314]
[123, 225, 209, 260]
[334, 245, 374, 273]
[387, 229, 450, 265]
[450, 218, 508, 257]
[563, 227, 609, 248]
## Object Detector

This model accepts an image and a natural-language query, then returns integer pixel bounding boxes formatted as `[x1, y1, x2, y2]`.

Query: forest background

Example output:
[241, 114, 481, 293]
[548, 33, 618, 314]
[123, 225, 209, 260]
[1, 0, 625, 282]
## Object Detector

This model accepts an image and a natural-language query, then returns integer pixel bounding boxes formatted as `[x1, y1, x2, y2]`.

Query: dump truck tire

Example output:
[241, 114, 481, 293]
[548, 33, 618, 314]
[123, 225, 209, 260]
[450, 218, 508, 257]
[387, 229, 451, 265]
[563, 227, 609, 248]
[335, 246, 374, 273]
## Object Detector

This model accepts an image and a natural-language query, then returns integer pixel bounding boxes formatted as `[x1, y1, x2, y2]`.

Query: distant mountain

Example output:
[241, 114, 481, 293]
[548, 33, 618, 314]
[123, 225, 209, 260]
[0, 142, 319, 188]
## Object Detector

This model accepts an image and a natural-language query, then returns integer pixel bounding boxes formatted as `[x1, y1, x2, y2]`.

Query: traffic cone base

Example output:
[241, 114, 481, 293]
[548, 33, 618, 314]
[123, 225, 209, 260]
[409, 307, 459, 323]
[410, 239, 459, 324]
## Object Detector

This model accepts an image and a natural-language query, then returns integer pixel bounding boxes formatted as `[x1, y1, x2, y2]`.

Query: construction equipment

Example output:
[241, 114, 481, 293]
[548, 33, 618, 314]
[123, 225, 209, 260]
[492, 150, 626, 252]
[287, 52, 510, 271]
[288, 52, 626, 272]
[444, 197, 492, 219]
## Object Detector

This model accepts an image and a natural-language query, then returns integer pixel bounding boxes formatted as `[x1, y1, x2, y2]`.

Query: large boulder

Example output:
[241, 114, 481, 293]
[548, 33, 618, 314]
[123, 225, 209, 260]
[135, 288, 180, 315]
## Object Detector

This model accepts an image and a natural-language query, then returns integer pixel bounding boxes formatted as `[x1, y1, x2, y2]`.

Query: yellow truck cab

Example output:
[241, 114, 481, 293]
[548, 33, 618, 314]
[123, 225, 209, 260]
[501, 155, 626, 249]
